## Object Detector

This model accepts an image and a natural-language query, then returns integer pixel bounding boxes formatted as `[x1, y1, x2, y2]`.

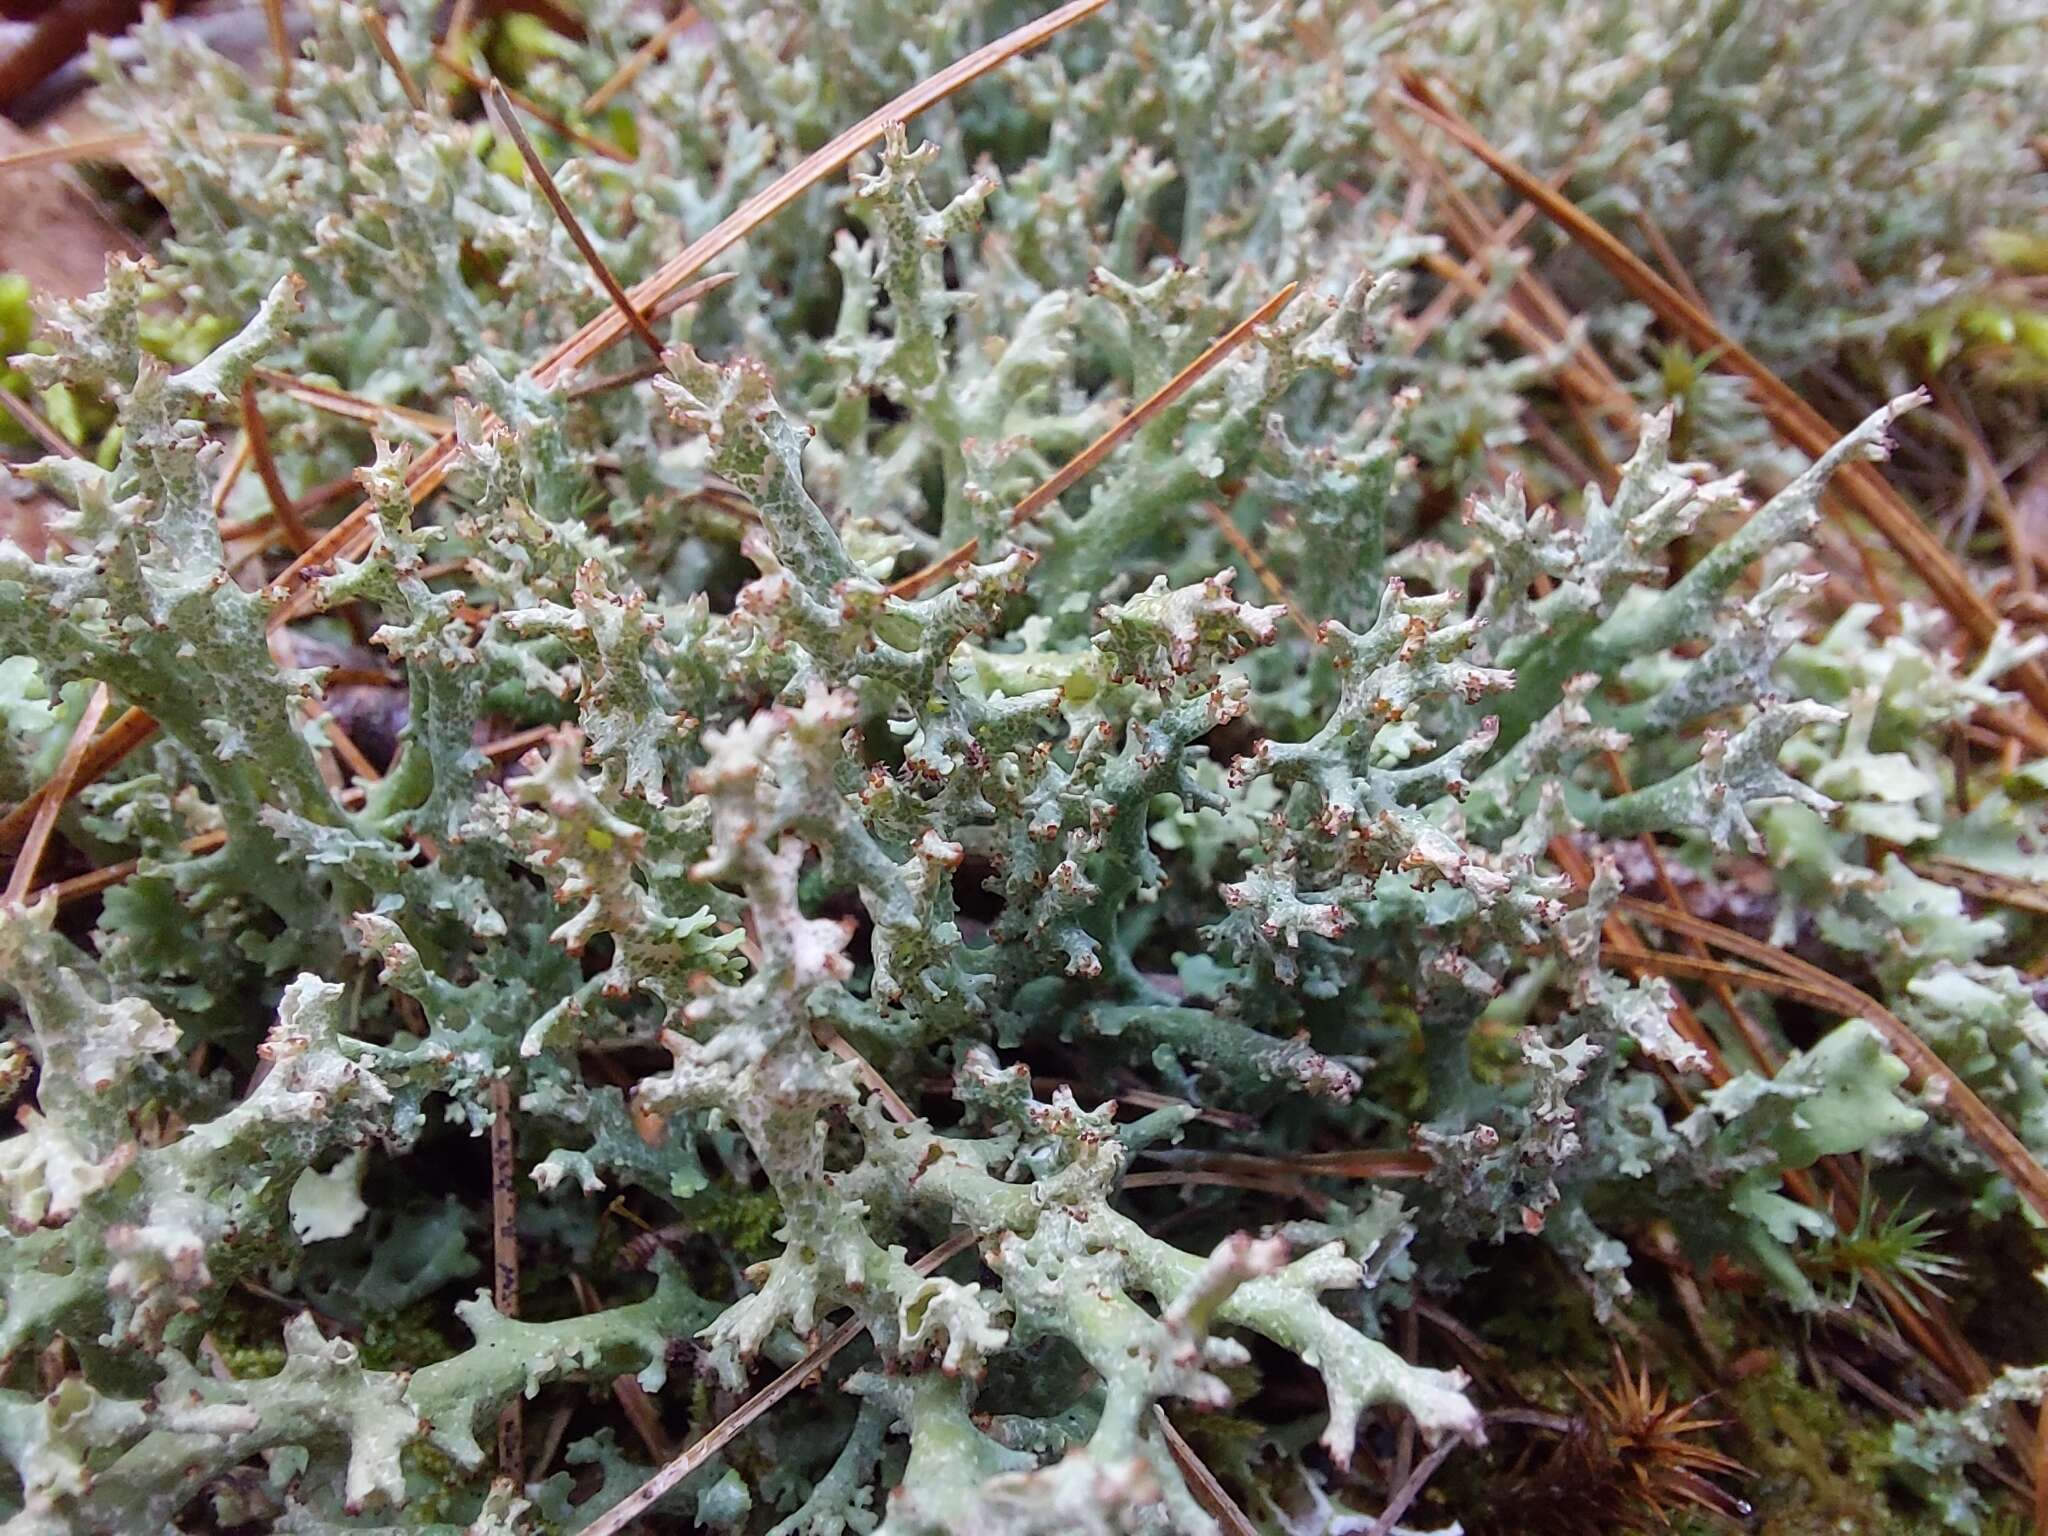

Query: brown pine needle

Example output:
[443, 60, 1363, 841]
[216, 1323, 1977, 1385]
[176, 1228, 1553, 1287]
[1548, 835, 1720, 1096]
[1155, 1408, 1260, 1536]
[0, 0, 1110, 846]
[240, 378, 316, 555]
[1610, 948, 1847, 1015]
[1120, 1170, 1326, 1204]
[546, 0, 1112, 381]
[442, 0, 477, 49]
[580, 5, 699, 116]
[810, 1016, 916, 1126]
[0, 133, 148, 172]
[0, 706, 159, 854]
[2035, 1397, 2048, 1535]
[1601, 754, 1782, 1073]
[1369, 1437, 1459, 1536]
[439, 52, 634, 165]
[261, 0, 294, 96]
[1631, 210, 1711, 314]
[217, 474, 363, 545]
[249, 369, 451, 434]
[889, 282, 1299, 599]
[483, 81, 666, 358]
[580, 1231, 980, 1536]
[1143, 1147, 1433, 1180]
[567, 357, 668, 401]
[644, 269, 739, 325]
[3, 685, 110, 908]
[358, 6, 427, 111]
[22, 726, 546, 910]
[211, 435, 255, 515]
[489, 1074, 523, 1478]
[1617, 895, 2048, 1224]
[1200, 502, 1318, 642]
[1927, 375, 2033, 598]
[1393, 72, 2048, 726]
[1, 383, 82, 462]
[316, 710, 382, 783]
[1908, 856, 2048, 918]
[570, 1274, 675, 1463]
[0, 133, 302, 176]
[564, 276, 740, 399]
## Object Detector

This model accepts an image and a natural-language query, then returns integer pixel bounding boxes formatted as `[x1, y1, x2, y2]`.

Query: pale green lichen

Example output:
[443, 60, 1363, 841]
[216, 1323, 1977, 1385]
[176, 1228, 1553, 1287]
[0, 0, 2043, 1531]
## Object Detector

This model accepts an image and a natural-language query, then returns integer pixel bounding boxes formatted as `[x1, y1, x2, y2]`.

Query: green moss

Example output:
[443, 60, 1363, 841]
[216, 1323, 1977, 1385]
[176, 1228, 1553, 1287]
[1723, 1358, 1941, 1534]
[359, 1301, 464, 1373]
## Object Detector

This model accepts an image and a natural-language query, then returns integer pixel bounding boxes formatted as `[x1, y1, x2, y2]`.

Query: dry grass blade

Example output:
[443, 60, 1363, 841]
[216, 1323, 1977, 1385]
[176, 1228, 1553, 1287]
[484, 81, 666, 358]
[2, 684, 109, 908]
[0, 0, 1109, 859]
[1155, 1408, 1260, 1536]
[1617, 895, 2048, 1223]
[580, 1231, 980, 1536]
[580, 5, 699, 116]
[545, 0, 1113, 381]
[888, 281, 1299, 598]
[1392, 73, 2048, 725]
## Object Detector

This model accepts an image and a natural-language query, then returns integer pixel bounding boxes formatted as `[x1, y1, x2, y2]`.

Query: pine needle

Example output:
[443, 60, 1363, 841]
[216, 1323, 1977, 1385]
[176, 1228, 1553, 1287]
[888, 281, 1299, 599]
[0, 0, 1110, 838]
[579, 1231, 980, 1536]
[1618, 895, 2048, 1224]
[2, 684, 109, 909]
[1394, 72, 2048, 725]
